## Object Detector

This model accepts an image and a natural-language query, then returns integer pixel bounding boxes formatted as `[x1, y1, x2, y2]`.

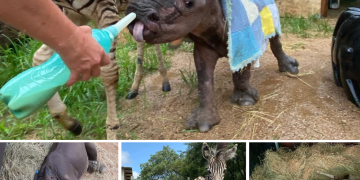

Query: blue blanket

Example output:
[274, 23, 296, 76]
[221, 0, 282, 72]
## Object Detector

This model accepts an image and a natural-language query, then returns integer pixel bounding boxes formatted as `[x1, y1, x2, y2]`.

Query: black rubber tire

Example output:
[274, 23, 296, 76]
[332, 61, 342, 87]
[339, 61, 358, 106]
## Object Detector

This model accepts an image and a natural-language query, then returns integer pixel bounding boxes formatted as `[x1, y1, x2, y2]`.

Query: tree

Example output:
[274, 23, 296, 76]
[139, 145, 185, 180]
[224, 143, 246, 180]
[174, 142, 211, 179]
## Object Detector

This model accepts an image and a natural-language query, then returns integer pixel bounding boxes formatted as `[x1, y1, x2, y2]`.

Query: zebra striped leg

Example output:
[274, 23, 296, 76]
[32, 44, 82, 135]
[100, 41, 120, 140]
[154, 44, 171, 92]
[126, 42, 145, 99]
[91, 0, 122, 140]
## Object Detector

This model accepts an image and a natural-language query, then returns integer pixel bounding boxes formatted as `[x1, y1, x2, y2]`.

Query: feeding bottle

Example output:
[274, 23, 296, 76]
[0, 13, 136, 119]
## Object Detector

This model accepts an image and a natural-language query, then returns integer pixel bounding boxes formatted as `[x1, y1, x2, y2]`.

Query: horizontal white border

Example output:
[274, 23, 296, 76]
[0, 140, 356, 142]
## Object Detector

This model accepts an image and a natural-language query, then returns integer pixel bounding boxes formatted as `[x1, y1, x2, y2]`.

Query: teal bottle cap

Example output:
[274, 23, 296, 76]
[103, 13, 136, 41]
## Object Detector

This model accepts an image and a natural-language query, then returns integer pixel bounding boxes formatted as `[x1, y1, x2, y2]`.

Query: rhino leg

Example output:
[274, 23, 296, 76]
[230, 64, 259, 106]
[88, 160, 107, 173]
[270, 35, 299, 74]
[186, 42, 220, 132]
[85, 143, 107, 173]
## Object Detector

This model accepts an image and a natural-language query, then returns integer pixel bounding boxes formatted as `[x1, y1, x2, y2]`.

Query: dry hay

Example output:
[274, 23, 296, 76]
[0, 142, 118, 180]
[251, 143, 360, 180]
[0, 142, 52, 180]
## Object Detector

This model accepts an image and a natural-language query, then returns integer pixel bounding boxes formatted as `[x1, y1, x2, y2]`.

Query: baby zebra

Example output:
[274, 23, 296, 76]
[32, 0, 172, 139]
[195, 143, 238, 180]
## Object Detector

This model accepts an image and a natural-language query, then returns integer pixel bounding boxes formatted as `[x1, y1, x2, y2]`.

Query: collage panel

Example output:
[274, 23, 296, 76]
[250, 142, 360, 180]
[1, 0, 360, 180]
[0, 142, 118, 180]
[0, 0, 357, 142]
[121, 142, 246, 180]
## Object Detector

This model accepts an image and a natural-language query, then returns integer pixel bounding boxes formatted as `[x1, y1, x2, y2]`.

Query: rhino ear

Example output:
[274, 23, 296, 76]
[224, 144, 238, 161]
[202, 142, 212, 160]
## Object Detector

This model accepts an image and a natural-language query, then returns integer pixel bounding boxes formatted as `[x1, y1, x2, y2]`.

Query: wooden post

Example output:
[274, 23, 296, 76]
[321, 0, 328, 17]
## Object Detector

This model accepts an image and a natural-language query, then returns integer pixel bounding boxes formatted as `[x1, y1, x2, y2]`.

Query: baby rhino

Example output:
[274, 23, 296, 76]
[34, 143, 106, 180]
[125, 0, 299, 132]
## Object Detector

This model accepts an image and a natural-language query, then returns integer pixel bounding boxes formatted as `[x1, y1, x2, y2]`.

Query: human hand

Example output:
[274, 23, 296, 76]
[56, 26, 111, 86]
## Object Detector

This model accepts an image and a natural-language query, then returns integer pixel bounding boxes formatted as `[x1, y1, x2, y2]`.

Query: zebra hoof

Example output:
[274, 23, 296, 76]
[126, 91, 138, 99]
[162, 82, 171, 92]
[69, 121, 82, 136]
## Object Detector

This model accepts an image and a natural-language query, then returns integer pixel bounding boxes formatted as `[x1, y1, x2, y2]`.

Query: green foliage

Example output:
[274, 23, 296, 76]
[0, 36, 110, 139]
[225, 143, 246, 180]
[0, 35, 41, 87]
[140, 145, 184, 180]
[177, 142, 209, 179]
[180, 42, 194, 52]
[179, 69, 198, 93]
[0, 31, 171, 139]
[280, 13, 333, 38]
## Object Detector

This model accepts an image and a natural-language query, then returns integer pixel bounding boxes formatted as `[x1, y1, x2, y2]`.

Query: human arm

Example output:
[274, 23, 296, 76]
[0, 0, 110, 86]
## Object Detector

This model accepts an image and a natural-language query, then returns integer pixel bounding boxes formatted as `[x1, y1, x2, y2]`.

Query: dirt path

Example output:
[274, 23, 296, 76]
[117, 33, 360, 140]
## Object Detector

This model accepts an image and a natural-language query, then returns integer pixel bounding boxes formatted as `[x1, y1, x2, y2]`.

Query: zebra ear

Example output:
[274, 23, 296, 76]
[224, 144, 238, 161]
[202, 142, 211, 160]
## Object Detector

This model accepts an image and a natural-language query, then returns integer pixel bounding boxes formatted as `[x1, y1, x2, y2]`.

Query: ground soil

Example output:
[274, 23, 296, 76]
[117, 30, 360, 140]
[82, 142, 119, 180]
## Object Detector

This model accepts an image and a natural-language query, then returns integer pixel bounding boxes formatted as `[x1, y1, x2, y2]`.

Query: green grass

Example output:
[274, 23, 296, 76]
[179, 69, 198, 93]
[0, 31, 171, 140]
[180, 42, 194, 52]
[178, 41, 197, 94]
[280, 14, 334, 38]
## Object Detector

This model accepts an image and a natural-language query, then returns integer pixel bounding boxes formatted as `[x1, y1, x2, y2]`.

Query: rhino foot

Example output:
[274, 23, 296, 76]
[230, 87, 259, 106]
[99, 163, 107, 173]
[186, 107, 220, 132]
[278, 55, 299, 74]
[88, 160, 107, 173]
